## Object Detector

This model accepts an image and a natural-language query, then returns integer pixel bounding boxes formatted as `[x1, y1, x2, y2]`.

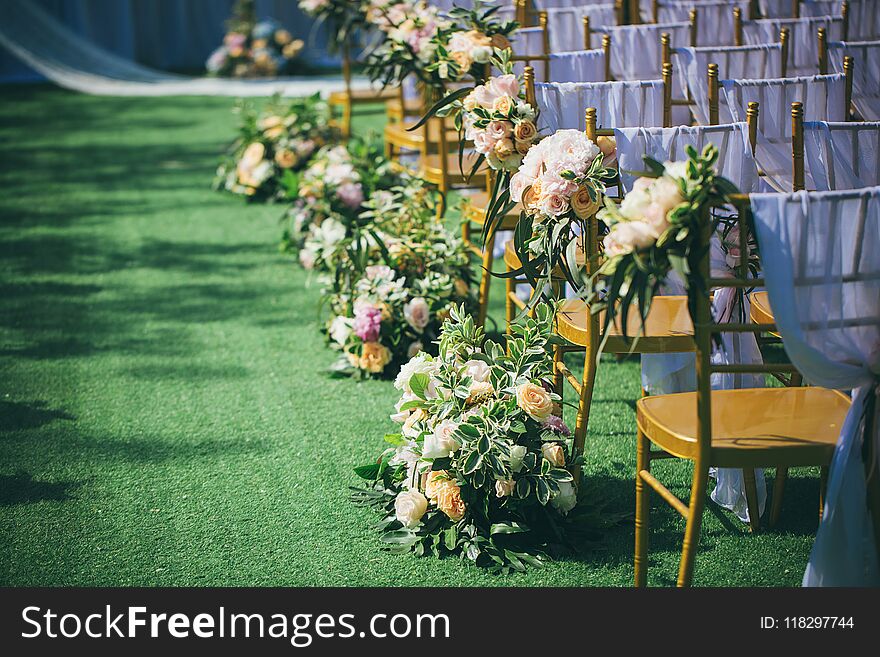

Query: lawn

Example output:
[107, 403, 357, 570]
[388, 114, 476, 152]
[0, 85, 822, 586]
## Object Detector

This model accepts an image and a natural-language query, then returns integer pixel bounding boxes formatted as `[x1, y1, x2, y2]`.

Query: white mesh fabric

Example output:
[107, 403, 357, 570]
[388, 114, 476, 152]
[544, 5, 618, 53]
[676, 44, 784, 125]
[804, 121, 880, 190]
[750, 187, 880, 586]
[827, 40, 880, 120]
[589, 22, 690, 81]
[722, 74, 846, 191]
[614, 123, 760, 192]
[656, 0, 751, 46]
[535, 80, 666, 131]
[743, 16, 843, 77]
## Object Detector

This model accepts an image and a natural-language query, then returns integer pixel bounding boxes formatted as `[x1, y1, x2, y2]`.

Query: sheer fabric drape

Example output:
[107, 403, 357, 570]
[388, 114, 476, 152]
[750, 187, 880, 586]
[722, 74, 846, 191]
[743, 16, 843, 77]
[656, 0, 751, 46]
[827, 41, 880, 121]
[535, 80, 666, 132]
[804, 121, 880, 190]
[544, 5, 618, 52]
[589, 22, 690, 81]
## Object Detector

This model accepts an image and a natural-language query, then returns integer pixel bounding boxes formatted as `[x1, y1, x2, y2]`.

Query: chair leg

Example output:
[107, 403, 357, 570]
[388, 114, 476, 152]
[571, 344, 598, 484]
[743, 468, 761, 533]
[505, 266, 515, 352]
[477, 231, 495, 328]
[819, 465, 829, 521]
[634, 427, 651, 587]
[677, 461, 709, 587]
[769, 466, 788, 527]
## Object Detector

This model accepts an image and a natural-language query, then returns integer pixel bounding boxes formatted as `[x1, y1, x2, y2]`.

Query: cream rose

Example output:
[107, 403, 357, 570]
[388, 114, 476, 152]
[571, 186, 600, 219]
[494, 138, 515, 158]
[515, 139, 533, 156]
[541, 442, 566, 467]
[404, 297, 430, 332]
[495, 479, 516, 497]
[492, 95, 514, 115]
[516, 382, 553, 421]
[434, 479, 465, 521]
[274, 148, 297, 169]
[423, 419, 460, 458]
[466, 380, 495, 406]
[551, 481, 577, 514]
[513, 120, 537, 142]
[394, 490, 428, 528]
[402, 407, 427, 438]
[463, 359, 491, 383]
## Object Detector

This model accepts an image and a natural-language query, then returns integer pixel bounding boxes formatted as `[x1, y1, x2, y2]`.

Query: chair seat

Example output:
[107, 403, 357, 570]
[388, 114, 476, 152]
[386, 97, 422, 116]
[556, 297, 695, 353]
[637, 387, 850, 466]
[384, 121, 466, 151]
[421, 152, 487, 186]
[462, 190, 522, 226]
[329, 87, 398, 105]
[748, 290, 778, 335]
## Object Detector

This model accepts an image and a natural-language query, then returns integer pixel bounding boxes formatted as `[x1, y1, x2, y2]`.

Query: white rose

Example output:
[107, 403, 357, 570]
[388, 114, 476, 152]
[663, 160, 689, 181]
[551, 481, 577, 514]
[394, 352, 436, 392]
[403, 297, 430, 332]
[394, 490, 428, 528]
[606, 220, 658, 256]
[422, 419, 460, 458]
[509, 445, 527, 472]
[463, 359, 491, 383]
[390, 391, 416, 424]
[618, 186, 652, 221]
[329, 316, 353, 345]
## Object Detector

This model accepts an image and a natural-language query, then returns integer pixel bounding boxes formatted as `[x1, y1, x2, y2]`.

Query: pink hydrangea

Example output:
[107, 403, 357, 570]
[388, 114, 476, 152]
[337, 182, 364, 209]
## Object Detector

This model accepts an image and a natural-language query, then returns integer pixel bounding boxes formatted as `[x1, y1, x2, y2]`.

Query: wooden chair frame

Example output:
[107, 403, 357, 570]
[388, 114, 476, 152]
[329, 40, 399, 138]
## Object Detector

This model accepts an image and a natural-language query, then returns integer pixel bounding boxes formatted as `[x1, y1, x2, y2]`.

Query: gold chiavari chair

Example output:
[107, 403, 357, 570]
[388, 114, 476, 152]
[522, 0, 629, 29]
[329, 40, 399, 139]
[633, 194, 852, 587]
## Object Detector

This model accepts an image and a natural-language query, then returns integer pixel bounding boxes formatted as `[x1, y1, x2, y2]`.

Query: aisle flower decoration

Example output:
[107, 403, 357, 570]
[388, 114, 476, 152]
[352, 304, 595, 573]
[206, 1, 303, 78]
[215, 94, 336, 201]
[322, 180, 476, 378]
[503, 128, 615, 310]
[586, 144, 739, 340]
[282, 138, 410, 271]
[364, 0, 517, 92]
[299, 0, 368, 48]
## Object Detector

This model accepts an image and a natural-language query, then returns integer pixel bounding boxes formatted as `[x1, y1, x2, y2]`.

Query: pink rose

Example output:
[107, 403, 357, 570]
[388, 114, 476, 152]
[539, 193, 570, 217]
[485, 121, 511, 141]
[488, 74, 519, 99]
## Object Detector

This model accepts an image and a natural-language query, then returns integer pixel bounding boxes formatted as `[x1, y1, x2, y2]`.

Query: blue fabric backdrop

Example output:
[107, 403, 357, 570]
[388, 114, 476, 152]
[0, 0, 326, 81]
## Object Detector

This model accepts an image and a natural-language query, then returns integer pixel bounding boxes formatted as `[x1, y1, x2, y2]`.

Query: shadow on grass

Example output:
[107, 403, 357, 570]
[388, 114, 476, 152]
[0, 471, 80, 505]
[0, 400, 75, 433]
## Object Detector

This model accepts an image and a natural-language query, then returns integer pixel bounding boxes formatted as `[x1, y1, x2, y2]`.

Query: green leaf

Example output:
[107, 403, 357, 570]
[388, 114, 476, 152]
[409, 372, 429, 399]
[353, 463, 380, 480]
[490, 521, 530, 535]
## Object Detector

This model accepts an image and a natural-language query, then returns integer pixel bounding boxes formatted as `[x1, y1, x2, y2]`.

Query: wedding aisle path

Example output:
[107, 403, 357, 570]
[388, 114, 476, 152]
[0, 85, 821, 586]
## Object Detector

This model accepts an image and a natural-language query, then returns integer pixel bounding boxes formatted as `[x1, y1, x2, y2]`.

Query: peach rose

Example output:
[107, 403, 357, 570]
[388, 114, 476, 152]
[513, 120, 537, 142]
[493, 95, 514, 115]
[494, 138, 515, 158]
[434, 480, 466, 521]
[541, 442, 566, 467]
[359, 341, 391, 373]
[466, 380, 495, 406]
[274, 149, 297, 169]
[521, 180, 542, 209]
[451, 51, 472, 71]
[571, 186, 600, 219]
[515, 139, 533, 156]
[516, 382, 553, 421]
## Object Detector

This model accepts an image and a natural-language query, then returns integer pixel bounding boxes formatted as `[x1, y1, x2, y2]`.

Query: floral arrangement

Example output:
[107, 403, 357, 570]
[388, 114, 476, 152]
[299, 0, 368, 47]
[365, 0, 517, 91]
[282, 139, 410, 270]
[322, 181, 476, 378]
[352, 304, 591, 573]
[588, 144, 739, 337]
[206, 1, 303, 78]
[503, 129, 615, 306]
[215, 94, 336, 201]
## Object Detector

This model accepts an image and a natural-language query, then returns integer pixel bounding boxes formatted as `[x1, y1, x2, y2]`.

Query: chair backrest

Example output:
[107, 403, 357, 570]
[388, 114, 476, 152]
[511, 19, 552, 81]
[832, 0, 880, 40]
[826, 40, 880, 120]
[548, 49, 609, 83]
[721, 73, 847, 190]
[655, 0, 751, 45]
[799, 119, 880, 190]
[544, 4, 619, 52]
[591, 21, 691, 80]
[676, 43, 785, 124]
[758, 0, 799, 18]
[614, 123, 761, 191]
[535, 78, 669, 132]
[741, 16, 843, 77]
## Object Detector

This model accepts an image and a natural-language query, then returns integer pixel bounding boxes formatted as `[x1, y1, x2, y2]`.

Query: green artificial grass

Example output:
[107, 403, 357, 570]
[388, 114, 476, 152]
[0, 85, 824, 586]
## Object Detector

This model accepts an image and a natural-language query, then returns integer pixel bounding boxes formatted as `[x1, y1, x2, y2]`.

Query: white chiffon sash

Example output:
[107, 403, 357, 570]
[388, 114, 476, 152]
[535, 80, 666, 132]
[544, 5, 618, 53]
[722, 74, 846, 191]
[676, 44, 784, 125]
[614, 123, 760, 192]
[548, 49, 607, 83]
[589, 22, 690, 81]
[827, 41, 880, 121]
[656, 0, 751, 46]
[750, 187, 880, 586]
[804, 121, 880, 190]
[743, 16, 843, 78]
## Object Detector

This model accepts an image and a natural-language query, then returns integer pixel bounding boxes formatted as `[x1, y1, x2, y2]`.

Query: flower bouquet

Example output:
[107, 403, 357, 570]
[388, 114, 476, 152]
[504, 128, 615, 309]
[352, 304, 592, 573]
[282, 139, 410, 267]
[206, 1, 303, 78]
[322, 181, 476, 378]
[214, 94, 336, 201]
[587, 144, 739, 339]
